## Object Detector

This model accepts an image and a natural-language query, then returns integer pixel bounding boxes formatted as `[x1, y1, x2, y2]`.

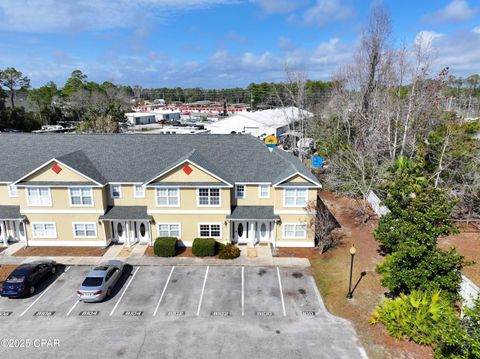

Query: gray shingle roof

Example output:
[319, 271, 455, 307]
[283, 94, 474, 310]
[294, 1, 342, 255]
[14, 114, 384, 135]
[99, 206, 152, 221]
[0, 134, 321, 186]
[0, 206, 23, 220]
[16, 181, 96, 186]
[147, 182, 229, 187]
[227, 206, 280, 220]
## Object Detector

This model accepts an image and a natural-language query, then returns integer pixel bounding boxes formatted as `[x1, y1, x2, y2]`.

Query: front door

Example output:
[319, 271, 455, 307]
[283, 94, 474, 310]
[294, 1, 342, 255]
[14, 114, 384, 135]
[234, 221, 248, 244]
[258, 221, 271, 243]
[113, 221, 126, 244]
[137, 222, 149, 244]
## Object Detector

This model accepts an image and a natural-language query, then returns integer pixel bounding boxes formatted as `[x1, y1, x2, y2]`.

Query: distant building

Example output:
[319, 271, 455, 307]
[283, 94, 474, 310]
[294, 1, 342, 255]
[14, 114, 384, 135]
[151, 109, 181, 122]
[207, 107, 313, 138]
[125, 112, 156, 126]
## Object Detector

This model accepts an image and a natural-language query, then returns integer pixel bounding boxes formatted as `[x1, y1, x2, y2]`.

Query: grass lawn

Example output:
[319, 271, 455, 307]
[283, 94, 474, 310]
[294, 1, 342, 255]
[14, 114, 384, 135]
[313, 192, 433, 359]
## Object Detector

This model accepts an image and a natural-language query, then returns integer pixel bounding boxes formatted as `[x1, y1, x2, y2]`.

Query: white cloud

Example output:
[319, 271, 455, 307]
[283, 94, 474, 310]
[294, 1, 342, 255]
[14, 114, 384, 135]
[423, 0, 477, 24]
[414, 31, 444, 47]
[473, 26, 480, 34]
[302, 0, 355, 26]
[0, 0, 240, 32]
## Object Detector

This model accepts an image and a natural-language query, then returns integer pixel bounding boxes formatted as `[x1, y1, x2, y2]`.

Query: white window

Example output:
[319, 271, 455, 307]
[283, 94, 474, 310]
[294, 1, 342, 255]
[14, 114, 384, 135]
[156, 188, 179, 206]
[27, 187, 52, 206]
[198, 188, 220, 206]
[235, 185, 245, 199]
[134, 184, 145, 198]
[259, 184, 270, 198]
[283, 223, 307, 239]
[157, 223, 181, 238]
[110, 184, 122, 199]
[73, 223, 97, 238]
[69, 187, 93, 206]
[32, 222, 57, 238]
[199, 223, 221, 238]
[8, 184, 18, 197]
[284, 188, 308, 207]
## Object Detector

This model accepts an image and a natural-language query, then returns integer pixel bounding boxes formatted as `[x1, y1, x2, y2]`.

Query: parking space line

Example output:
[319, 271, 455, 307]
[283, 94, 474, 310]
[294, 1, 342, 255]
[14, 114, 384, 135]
[196, 266, 209, 316]
[109, 266, 140, 316]
[66, 300, 79, 317]
[20, 266, 71, 317]
[241, 266, 245, 316]
[276, 267, 287, 317]
[153, 266, 175, 317]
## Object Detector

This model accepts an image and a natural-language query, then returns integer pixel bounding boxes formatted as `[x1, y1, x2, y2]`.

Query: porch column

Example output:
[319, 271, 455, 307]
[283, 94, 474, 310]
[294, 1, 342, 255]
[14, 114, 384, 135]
[272, 221, 277, 248]
[249, 222, 255, 247]
[101, 221, 108, 248]
[148, 222, 152, 246]
[126, 221, 131, 247]
[1, 221, 7, 247]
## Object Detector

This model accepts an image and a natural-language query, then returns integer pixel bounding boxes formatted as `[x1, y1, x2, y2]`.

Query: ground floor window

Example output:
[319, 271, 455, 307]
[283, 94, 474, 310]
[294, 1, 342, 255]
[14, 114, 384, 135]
[199, 223, 221, 238]
[32, 222, 57, 238]
[157, 223, 181, 238]
[73, 223, 97, 238]
[283, 223, 307, 239]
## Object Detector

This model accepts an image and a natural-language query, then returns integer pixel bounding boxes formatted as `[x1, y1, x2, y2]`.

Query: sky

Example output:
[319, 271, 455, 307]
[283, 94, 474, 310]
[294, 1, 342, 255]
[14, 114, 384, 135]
[0, 0, 479, 88]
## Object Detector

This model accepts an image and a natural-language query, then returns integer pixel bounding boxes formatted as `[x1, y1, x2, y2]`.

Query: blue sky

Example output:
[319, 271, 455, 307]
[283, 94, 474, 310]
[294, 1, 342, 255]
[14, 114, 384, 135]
[0, 0, 479, 88]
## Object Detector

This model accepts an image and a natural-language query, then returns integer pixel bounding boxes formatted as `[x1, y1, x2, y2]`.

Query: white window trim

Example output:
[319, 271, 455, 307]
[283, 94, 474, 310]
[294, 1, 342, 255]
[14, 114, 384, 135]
[198, 223, 222, 238]
[197, 188, 222, 207]
[155, 187, 180, 207]
[157, 223, 181, 238]
[282, 223, 307, 239]
[26, 187, 52, 207]
[68, 187, 94, 207]
[31, 222, 57, 238]
[235, 184, 246, 199]
[72, 222, 98, 238]
[283, 188, 308, 207]
[8, 184, 18, 197]
[110, 184, 122, 199]
[134, 184, 146, 198]
[258, 184, 270, 199]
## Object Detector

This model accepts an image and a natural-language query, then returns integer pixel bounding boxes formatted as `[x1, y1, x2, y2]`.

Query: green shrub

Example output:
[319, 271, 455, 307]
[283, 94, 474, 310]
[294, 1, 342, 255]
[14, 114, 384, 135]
[215, 241, 225, 254]
[153, 237, 177, 257]
[218, 243, 240, 259]
[192, 238, 216, 257]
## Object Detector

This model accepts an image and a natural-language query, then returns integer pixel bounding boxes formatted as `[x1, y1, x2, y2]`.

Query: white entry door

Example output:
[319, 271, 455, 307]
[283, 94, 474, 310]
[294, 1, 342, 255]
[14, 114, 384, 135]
[137, 222, 150, 244]
[113, 221, 127, 244]
[234, 221, 248, 244]
[258, 221, 271, 243]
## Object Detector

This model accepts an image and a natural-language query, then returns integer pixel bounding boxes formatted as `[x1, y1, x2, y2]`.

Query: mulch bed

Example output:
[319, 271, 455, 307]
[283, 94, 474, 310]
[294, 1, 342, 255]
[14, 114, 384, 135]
[273, 247, 323, 259]
[145, 246, 194, 257]
[12, 246, 107, 257]
[0, 264, 18, 285]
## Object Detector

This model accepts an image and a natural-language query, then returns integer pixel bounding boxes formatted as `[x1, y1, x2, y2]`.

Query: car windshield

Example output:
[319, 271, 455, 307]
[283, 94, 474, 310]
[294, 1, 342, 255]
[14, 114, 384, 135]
[82, 277, 104, 287]
[6, 275, 25, 283]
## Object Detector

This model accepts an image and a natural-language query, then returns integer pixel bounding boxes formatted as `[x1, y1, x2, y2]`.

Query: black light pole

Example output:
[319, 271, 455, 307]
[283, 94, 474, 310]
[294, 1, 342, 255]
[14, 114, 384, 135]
[346, 244, 356, 299]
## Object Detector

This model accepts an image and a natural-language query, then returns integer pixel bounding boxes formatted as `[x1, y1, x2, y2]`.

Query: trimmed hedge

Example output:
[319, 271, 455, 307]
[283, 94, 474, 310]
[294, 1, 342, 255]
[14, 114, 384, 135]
[218, 243, 240, 259]
[153, 237, 177, 257]
[192, 238, 216, 257]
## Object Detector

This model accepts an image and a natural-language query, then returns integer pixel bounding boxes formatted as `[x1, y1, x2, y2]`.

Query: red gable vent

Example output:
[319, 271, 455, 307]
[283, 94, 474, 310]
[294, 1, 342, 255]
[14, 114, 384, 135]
[183, 164, 193, 175]
[51, 163, 62, 174]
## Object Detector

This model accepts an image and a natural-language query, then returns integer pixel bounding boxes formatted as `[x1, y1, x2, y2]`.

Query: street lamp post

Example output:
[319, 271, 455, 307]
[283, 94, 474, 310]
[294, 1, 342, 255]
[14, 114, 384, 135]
[346, 244, 356, 299]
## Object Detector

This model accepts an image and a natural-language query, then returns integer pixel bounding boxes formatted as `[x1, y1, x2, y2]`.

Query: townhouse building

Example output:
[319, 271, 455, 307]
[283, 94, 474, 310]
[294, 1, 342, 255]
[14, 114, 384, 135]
[0, 134, 321, 248]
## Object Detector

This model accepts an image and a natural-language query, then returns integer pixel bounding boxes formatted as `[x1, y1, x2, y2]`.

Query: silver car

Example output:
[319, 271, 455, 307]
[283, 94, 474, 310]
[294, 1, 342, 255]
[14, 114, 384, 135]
[76, 260, 125, 302]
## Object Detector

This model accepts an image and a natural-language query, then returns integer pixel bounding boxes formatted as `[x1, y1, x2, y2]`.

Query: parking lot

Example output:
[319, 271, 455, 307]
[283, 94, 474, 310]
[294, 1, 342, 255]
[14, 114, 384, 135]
[0, 265, 367, 358]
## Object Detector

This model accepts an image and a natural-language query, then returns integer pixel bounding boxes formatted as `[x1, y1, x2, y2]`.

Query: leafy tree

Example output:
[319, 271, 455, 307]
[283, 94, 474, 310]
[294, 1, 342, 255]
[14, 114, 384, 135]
[28, 81, 60, 125]
[0, 67, 31, 108]
[61, 70, 87, 97]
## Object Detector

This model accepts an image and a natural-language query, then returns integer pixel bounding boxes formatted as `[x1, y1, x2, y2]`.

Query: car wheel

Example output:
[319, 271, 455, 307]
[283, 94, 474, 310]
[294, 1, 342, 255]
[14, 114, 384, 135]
[107, 287, 111, 297]
[29, 286, 35, 295]
[51, 266, 56, 274]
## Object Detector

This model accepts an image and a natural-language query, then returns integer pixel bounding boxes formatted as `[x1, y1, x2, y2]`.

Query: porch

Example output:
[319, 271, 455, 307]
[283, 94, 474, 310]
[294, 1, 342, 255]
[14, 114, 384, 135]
[0, 206, 27, 247]
[99, 206, 153, 247]
[227, 206, 280, 247]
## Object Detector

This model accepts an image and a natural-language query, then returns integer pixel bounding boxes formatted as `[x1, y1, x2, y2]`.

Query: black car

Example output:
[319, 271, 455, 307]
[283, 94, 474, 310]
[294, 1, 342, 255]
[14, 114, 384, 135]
[0, 261, 56, 298]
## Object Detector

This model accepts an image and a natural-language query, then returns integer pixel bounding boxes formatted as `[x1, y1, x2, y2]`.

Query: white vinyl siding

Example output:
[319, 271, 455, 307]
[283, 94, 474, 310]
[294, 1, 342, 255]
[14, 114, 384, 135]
[235, 185, 245, 199]
[134, 184, 145, 198]
[69, 187, 93, 206]
[198, 188, 220, 206]
[27, 187, 52, 206]
[157, 223, 181, 238]
[73, 223, 97, 238]
[110, 184, 122, 199]
[198, 223, 221, 238]
[284, 188, 308, 207]
[8, 184, 18, 197]
[283, 223, 307, 239]
[32, 222, 57, 238]
[259, 184, 270, 198]
[156, 188, 179, 206]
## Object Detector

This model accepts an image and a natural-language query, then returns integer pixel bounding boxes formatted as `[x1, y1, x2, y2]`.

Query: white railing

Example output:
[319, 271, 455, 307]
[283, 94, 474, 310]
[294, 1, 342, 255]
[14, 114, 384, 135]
[367, 191, 390, 217]
[460, 274, 479, 315]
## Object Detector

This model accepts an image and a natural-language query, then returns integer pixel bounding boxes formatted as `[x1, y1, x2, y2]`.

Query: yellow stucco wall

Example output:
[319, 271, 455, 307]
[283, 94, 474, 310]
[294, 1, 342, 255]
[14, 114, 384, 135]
[18, 187, 105, 210]
[23, 161, 91, 183]
[154, 162, 222, 183]
[232, 185, 274, 206]
[0, 184, 19, 205]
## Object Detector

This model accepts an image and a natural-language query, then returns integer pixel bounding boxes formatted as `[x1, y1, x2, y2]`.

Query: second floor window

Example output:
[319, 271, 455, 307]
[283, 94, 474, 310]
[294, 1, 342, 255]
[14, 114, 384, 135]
[156, 188, 179, 206]
[111, 184, 122, 199]
[70, 187, 93, 206]
[198, 188, 220, 206]
[27, 187, 51, 206]
[235, 185, 245, 199]
[259, 184, 269, 198]
[8, 184, 18, 197]
[134, 184, 145, 198]
[284, 188, 307, 206]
